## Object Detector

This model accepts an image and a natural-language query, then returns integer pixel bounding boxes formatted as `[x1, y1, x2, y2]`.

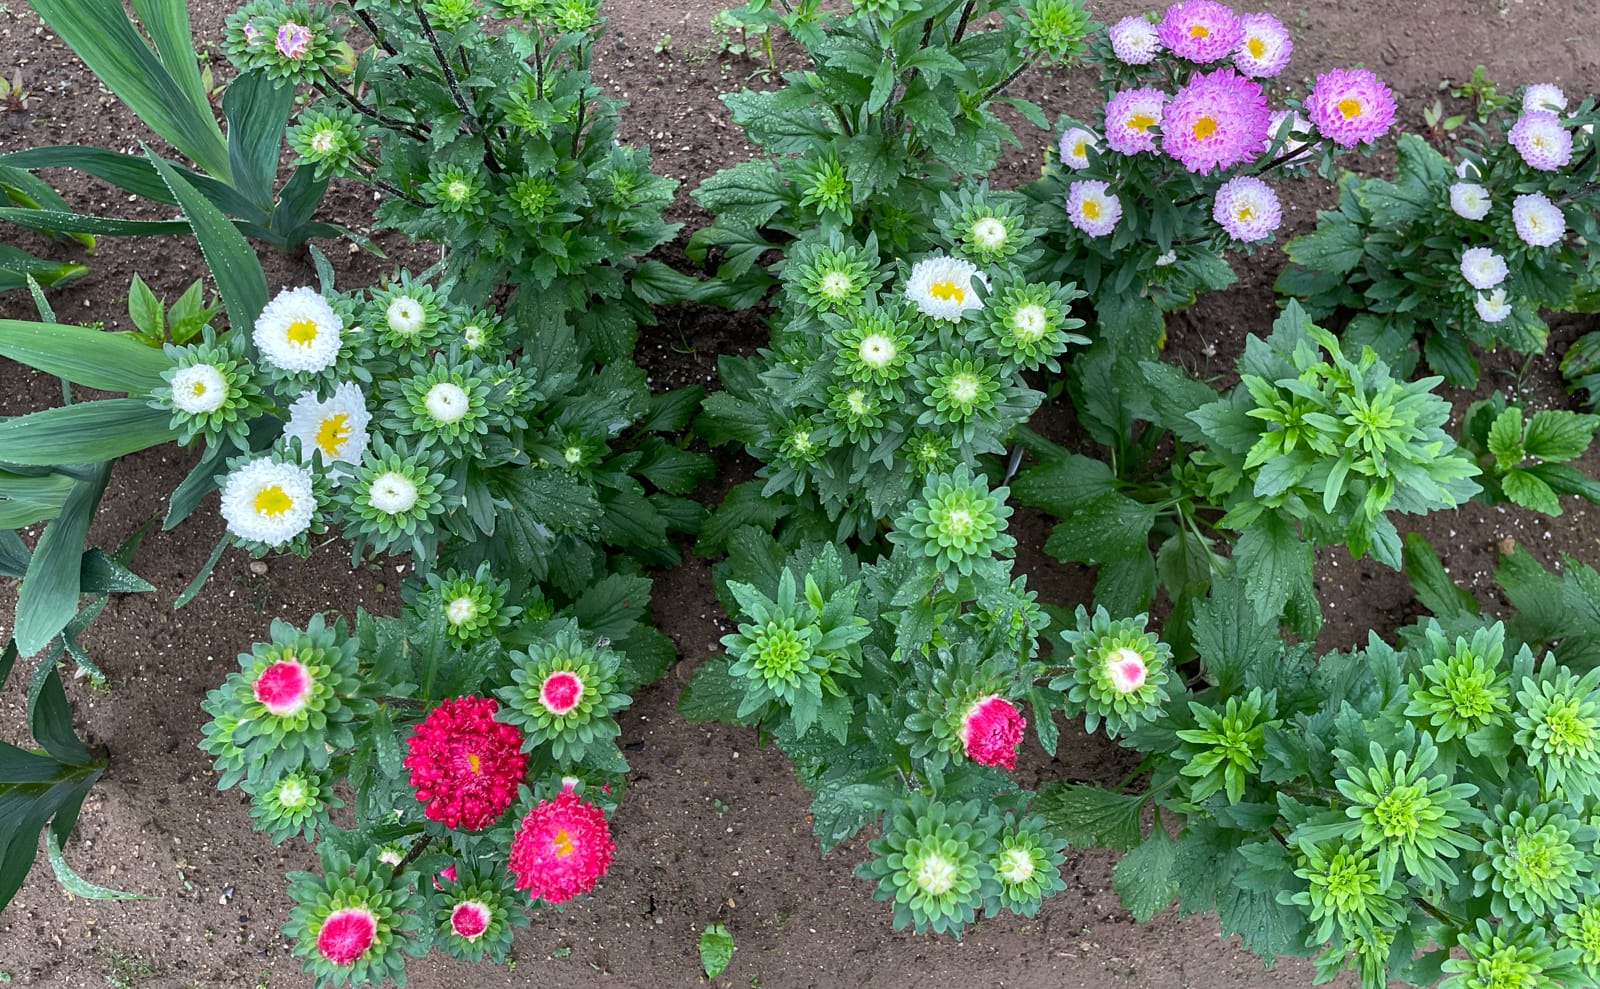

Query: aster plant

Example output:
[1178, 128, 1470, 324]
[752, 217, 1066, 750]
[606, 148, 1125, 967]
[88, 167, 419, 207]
[200, 563, 673, 985]
[1281, 82, 1600, 386]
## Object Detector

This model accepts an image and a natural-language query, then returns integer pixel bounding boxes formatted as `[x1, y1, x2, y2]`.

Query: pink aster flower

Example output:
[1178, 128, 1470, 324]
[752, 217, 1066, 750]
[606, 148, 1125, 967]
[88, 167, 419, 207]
[1105, 647, 1150, 694]
[253, 658, 312, 717]
[1512, 192, 1566, 247]
[1157, 0, 1242, 63]
[1065, 180, 1123, 238]
[1161, 67, 1270, 174]
[1058, 126, 1098, 169]
[450, 900, 493, 940]
[1232, 12, 1291, 77]
[433, 864, 458, 891]
[275, 21, 312, 60]
[960, 695, 1026, 770]
[1212, 175, 1281, 242]
[403, 696, 527, 830]
[317, 906, 377, 966]
[1108, 15, 1161, 64]
[1104, 88, 1169, 155]
[1509, 111, 1573, 171]
[540, 670, 585, 715]
[1306, 68, 1396, 147]
[508, 785, 616, 904]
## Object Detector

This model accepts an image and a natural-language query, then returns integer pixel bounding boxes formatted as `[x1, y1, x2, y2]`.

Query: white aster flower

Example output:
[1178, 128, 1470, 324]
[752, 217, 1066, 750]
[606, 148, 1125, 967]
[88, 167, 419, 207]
[254, 286, 343, 373]
[169, 364, 229, 415]
[1449, 182, 1491, 220]
[1155, 251, 1178, 267]
[1455, 158, 1484, 181]
[220, 457, 316, 548]
[1058, 127, 1098, 170]
[366, 471, 420, 515]
[283, 381, 372, 470]
[424, 382, 471, 424]
[386, 295, 427, 338]
[1523, 83, 1567, 114]
[1475, 288, 1512, 324]
[1459, 247, 1508, 290]
[971, 217, 1009, 253]
[1512, 192, 1566, 247]
[904, 255, 986, 322]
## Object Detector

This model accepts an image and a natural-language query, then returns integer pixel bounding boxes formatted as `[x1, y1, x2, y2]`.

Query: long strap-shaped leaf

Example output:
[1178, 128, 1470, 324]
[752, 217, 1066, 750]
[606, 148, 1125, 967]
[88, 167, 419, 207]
[26, 0, 230, 180]
[13, 465, 108, 657]
[148, 148, 269, 334]
[0, 147, 262, 219]
[0, 320, 173, 395]
[0, 401, 178, 466]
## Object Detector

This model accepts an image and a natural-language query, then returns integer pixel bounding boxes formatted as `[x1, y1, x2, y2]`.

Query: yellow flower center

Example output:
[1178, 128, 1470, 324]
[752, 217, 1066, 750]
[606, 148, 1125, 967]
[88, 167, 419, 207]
[1193, 116, 1219, 140]
[1246, 37, 1266, 58]
[1127, 112, 1156, 132]
[1236, 205, 1255, 222]
[466, 752, 481, 774]
[1072, 139, 1088, 157]
[286, 318, 319, 345]
[1338, 98, 1363, 120]
[1189, 24, 1209, 37]
[929, 280, 965, 303]
[1081, 199, 1102, 220]
[552, 828, 575, 858]
[190, 381, 209, 397]
[254, 485, 293, 517]
[315, 413, 352, 457]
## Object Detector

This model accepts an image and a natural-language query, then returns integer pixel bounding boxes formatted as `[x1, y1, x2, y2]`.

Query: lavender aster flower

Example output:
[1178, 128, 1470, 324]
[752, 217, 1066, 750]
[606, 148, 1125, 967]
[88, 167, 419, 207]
[1108, 16, 1161, 64]
[1104, 88, 1168, 155]
[1161, 67, 1270, 174]
[1306, 68, 1397, 147]
[1449, 182, 1491, 221]
[1058, 127, 1098, 169]
[276, 21, 312, 60]
[1157, 0, 1242, 63]
[1512, 192, 1566, 247]
[1212, 176, 1281, 242]
[1509, 111, 1573, 171]
[1232, 12, 1291, 78]
[1459, 247, 1508, 290]
[1523, 83, 1568, 114]
[1065, 181, 1122, 238]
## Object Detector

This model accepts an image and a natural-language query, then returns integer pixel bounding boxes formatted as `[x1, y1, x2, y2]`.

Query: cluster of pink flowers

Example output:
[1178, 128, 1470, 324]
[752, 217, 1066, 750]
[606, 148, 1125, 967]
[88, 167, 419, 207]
[508, 783, 617, 904]
[960, 696, 1026, 770]
[403, 695, 527, 830]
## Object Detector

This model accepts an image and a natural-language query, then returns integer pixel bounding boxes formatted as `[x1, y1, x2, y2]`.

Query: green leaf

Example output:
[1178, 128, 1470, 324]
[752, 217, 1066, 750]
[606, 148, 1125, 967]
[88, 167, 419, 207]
[1138, 362, 1218, 445]
[1113, 827, 1178, 921]
[1401, 532, 1480, 621]
[221, 69, 291, 208]
[47, 829, 147, 900]
[1040, 491, 1156, 565]
[0, 319, 174, 395]
[126, 274, 163, 339]
[492, 467, 603, 559]
[692, 160, 787, 229]
[810, 781, 894, 853]
[1033, 783, 1145, 853]
[1486, 406, 1525, 467]
[1191, 574, 1282, 695]
[0, 245, 86, 292]
[1233, 514, 1309, 627]
[0, 401, 177, 466]
[146, 148, 267, 333]
[1282, 218, 1364, 275]
[1502, 468, 1563, 516]
[699, 923, 734, 978]
[14, 464, 109, 658]
[1523, 410, 1600, 463]
[1010, 454, 1117, 517]
[678, 655, 752, 725]
[27, 661, 92, 764]
[0, 206, 191, 237]
[697, 481, 791, 556]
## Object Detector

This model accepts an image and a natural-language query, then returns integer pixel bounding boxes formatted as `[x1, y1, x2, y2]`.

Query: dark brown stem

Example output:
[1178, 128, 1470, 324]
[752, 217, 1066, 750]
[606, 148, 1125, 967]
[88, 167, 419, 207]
[313, 77, 429, 142]
[412, 1, 478, 136]
[392, 834, 434, 874]
[951, 0, 978, 45]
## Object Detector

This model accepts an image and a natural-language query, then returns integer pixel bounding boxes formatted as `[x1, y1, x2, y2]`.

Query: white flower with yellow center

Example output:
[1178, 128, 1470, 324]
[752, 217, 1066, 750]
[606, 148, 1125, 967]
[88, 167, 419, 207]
[169, 364, 229, 415]
[997, 847, 1036, 885]
[254, 287, 343, 373]
[905, 255, 986, 323]
[1475, 288, 1512, 324]
[1009, 304, 1050, 342]
[283, 381, 371, 471]
[424, 381, 471, 425]
[220, 457, 316, 548]
[367, 471, 420, 515]
[461, 322, 487, 352]
[386, 295, 427, 338]
[1449, 182, 1491, 221]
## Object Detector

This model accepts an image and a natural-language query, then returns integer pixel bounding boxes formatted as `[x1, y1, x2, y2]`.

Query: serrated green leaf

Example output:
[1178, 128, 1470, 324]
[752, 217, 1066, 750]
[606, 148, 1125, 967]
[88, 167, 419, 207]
[1502, 468, 1562, 516]
[1486, 406, 1525, 468]
[678, 655, 752, 725]
[1113, 826, 1178, 921]
[1401, 532, 1480, 621]
[1233, 513, 1309, 627]
[1523, 409, 1600, 463]
[1033, 783, 1145, 852]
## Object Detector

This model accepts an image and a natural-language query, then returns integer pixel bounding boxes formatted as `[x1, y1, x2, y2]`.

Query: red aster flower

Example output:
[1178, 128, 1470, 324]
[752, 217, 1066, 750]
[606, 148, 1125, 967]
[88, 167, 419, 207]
[508, 786, 616, 904]
[316, 906, 377, 965]
[540, 670, 584, 715]
[403, 696, 526, 830]
[960, 695, 1026, 770]
[450, 900, 492, 940]
[254, 658, 313, 716]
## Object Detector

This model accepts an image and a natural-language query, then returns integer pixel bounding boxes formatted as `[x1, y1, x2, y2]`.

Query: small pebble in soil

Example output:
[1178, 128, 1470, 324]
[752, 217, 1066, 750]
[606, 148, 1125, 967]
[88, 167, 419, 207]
[1498, 536, 1517, 555]
[248, 561, 268, 576]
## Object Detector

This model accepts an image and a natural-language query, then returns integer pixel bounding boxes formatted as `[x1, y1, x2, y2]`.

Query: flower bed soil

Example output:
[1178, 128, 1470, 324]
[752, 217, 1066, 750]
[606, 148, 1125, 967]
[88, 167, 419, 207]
[1, 0, 1599, 986]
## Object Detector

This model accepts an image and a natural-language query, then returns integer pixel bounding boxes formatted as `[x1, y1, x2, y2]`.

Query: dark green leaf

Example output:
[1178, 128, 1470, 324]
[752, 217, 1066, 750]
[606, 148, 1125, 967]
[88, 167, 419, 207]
[1113, 826, 1177, 921]
[0, 319, 173, 395]
[0, 401, 177, 466]
[1033, 782, 1145, 852]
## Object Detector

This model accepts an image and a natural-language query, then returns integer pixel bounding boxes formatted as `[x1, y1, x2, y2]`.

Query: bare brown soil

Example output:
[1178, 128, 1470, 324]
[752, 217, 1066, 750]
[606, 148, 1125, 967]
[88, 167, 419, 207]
[1, 1, 1599, 987]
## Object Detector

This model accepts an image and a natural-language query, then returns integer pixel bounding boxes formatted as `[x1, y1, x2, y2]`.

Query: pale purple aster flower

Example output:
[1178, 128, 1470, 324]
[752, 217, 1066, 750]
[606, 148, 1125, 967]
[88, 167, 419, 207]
[1263, 109, 1314, 160]
[1058, 127, 1098, 169]
[1108, 16, 1161, 64]
[1161, 67, 1270, 174]
[1523, 84, 1567, 114]
[1475, 289, 1511, 324]
[243, 20, 264, 45]
[1157, 0, 1242, 63]
[275, 21, 312, 60]
[1104, 88, 1169, 155]
[1512, 193, 1566, 247]
[1306, 68, 1397, 147]
[1212, 175, 1281, 242]
[1232, 12, 1291, 78]
[1459, 247, 1508, 290]
[1509, 111, 1573, 171]
[1066, 180, 1122, 238]
[1449, 182, 1491, 220]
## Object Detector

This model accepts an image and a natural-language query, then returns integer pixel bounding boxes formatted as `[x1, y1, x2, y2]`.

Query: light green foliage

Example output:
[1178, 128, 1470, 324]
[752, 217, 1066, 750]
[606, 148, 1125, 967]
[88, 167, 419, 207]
[1459, 392, 1600, 516]
[699, 923, 735, 978]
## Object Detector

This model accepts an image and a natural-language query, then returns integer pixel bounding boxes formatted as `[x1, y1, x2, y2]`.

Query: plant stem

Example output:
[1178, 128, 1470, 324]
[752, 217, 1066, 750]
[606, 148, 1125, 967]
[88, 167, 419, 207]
[951, 0, 978, 45]
[350, 4, 408, 70]
[412, 1, 478, 136]
[313, 77, 428, 142]
[392, 834, 434, 874]
[979, 54, 1040, 105]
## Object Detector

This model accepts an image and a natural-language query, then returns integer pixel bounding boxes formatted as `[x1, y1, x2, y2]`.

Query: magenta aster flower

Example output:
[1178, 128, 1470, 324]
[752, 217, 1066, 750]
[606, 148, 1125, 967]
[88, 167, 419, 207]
[508, 785, 616, 904]
[450, 900, 492, 940]
[1058, 126, 1098, 169]
[1157, 0, 1242, 63]
[539, 670, 584, 715]
[433, 864, 458, 890]
[1212, 175, 1281, 242]
[253, 658, 313, 717]
[1509, 111, 1573, 171]
[1512, 192, 1566, 247]
[316, 906, 378, 966]
[1065, 180, 1123, 238]
[403, 696, 526, 830]
[1306, 68, 1396, 147]
[959, 695, 1026, 770]
[1108, 15, 1161, 64]
[1232, 12, 1291, 77]
[1104, 88, 1169, 155]
[275, 21, 312, 60]
[1161, 67, 1270, 174]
